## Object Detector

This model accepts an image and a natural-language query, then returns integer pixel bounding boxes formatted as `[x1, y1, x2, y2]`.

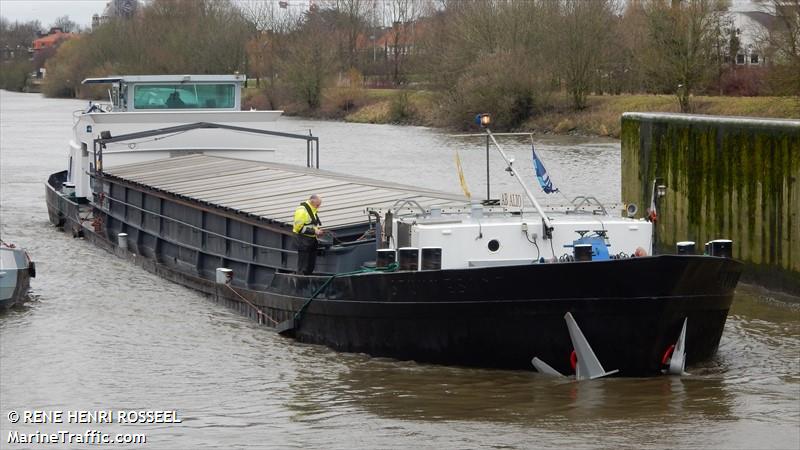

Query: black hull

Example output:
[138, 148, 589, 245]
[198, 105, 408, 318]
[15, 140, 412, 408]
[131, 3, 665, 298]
[279, 257, 739, 375]
[45, 171, 85, 237]
[46, 173, 742, 376]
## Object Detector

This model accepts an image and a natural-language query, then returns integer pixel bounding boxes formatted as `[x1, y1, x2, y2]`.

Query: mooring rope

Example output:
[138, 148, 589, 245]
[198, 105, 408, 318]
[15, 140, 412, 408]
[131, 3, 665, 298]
[224, 283, 279, 326]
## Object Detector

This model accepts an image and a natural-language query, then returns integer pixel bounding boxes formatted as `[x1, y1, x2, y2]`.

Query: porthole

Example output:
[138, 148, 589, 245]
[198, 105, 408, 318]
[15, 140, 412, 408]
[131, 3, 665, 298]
[488, 239, 500, 252]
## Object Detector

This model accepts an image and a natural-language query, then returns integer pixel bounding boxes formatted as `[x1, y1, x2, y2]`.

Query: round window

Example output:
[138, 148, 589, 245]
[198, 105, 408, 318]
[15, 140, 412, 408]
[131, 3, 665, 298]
[488, 239, 500, 252]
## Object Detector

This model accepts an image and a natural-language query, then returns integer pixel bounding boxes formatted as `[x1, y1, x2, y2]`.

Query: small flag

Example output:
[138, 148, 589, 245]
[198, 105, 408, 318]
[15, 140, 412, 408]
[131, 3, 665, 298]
[532, 144, 558, 194]
[455, 151, 471, 199]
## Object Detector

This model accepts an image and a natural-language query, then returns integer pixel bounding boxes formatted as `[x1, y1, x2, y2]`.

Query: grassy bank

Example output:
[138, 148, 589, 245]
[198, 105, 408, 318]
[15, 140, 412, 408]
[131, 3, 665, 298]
[243, 87, 800, 138]
[243, 86, 441, 125]
[525, 95, 800, 137]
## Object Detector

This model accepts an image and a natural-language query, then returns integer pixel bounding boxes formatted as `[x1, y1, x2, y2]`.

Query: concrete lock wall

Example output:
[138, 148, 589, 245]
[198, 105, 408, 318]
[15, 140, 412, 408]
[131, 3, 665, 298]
[620, 112, 800, 296]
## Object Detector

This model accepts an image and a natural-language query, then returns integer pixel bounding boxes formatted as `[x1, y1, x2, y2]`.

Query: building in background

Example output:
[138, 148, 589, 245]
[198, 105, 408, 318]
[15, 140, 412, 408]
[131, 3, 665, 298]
[92, 0, 139, 30]
[30, 27, 73, 55]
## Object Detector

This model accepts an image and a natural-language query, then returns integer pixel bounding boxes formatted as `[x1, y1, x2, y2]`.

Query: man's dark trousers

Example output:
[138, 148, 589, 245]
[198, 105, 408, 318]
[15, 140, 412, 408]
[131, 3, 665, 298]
[295, 234, 318, 275]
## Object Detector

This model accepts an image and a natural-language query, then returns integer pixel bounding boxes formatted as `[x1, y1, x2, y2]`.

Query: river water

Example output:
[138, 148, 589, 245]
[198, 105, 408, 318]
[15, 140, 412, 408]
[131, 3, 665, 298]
[0, 90, 798, 449]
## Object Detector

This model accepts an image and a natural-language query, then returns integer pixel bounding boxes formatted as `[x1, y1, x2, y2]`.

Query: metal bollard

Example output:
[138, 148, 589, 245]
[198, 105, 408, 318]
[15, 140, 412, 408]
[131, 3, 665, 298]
[397, 247, 419, 271]
[421, 247, 442, 270]
[118, 233, 128, 250]
[709, 239, 733, 258]
[376, 249, 396, 268]
[676, 241, 695, 254]
[216, 268, 233, 285]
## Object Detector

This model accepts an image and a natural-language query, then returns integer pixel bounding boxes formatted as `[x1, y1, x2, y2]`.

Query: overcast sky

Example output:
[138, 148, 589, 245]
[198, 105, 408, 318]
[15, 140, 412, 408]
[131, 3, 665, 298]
[0, 0, 108, 27]
[0, 0, 769, 30]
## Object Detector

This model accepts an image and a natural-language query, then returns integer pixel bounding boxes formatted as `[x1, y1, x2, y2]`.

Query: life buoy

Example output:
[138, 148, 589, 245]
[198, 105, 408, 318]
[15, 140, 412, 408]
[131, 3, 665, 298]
[661, 344, 675, 366]
[570, 350, 577, 371]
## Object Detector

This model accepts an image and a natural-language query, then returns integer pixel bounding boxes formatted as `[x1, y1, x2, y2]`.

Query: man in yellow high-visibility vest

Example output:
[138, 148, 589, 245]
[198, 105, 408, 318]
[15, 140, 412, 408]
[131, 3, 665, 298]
[293, 194, 324, 274]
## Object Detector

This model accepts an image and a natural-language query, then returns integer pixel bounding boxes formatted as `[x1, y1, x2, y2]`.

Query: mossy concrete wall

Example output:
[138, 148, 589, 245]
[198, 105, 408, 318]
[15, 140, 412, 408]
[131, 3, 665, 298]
[621, 113, 800, 296]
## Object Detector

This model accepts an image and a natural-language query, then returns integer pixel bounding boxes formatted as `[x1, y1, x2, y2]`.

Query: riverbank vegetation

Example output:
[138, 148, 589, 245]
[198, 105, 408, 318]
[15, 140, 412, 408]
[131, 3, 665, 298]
[0, 18, 40, 91]
[271, 88, 797, 137]
[2, 0, 798, 134]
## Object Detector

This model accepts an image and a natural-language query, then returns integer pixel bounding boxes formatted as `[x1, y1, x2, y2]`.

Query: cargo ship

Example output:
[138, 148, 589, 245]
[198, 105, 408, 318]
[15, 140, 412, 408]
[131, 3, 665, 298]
[45, 75, 742, 376]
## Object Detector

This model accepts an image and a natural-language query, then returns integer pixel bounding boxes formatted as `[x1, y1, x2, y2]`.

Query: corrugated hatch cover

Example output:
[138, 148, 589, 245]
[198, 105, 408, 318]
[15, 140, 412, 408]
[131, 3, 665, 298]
[104, 154, 466, 229]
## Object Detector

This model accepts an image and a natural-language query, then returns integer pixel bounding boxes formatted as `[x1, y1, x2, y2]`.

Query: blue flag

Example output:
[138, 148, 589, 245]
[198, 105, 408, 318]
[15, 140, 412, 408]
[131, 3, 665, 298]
[532, 144, 558, 194]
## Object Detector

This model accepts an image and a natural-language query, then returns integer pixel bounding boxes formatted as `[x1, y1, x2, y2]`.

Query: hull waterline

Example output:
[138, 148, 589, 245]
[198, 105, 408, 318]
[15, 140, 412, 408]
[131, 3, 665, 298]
[46, 173, 741, 376]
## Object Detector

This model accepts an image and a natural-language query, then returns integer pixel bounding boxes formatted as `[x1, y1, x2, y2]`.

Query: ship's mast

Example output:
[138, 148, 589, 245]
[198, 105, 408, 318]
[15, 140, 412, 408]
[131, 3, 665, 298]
[482, 125, 554, 234]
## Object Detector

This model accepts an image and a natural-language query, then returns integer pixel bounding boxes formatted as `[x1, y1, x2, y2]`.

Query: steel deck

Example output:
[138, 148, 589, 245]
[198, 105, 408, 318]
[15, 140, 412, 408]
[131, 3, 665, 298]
[104, 154, 466, 229]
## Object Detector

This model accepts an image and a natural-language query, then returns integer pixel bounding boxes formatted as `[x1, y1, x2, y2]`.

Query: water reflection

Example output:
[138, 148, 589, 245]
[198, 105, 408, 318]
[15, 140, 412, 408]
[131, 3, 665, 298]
[282, 356, 738, 427]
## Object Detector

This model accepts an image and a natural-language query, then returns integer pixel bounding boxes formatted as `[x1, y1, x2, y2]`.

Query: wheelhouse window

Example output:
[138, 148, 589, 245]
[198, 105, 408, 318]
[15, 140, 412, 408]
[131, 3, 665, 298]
[750, 53, 760, 64]
[133, 84, 235, 109]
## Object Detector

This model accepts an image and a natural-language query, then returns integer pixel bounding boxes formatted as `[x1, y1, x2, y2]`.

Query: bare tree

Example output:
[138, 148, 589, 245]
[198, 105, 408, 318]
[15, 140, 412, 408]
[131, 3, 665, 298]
[641, 0, 730, 112]
[240, 0, 280, 31]
[51, 15, 77, 33]
[0, 17, 42, 52]
[40, 0, 252, 97]
[709, 13, 736, 95]
[282, 11, 336, 109]
[0, 17, 41, 90]
[379, 0, 431, 86]
[605, 3, 649, 95]
[136, 0, 252, 73]
[240, 0, 300, 88]
[239, 0, 298, 33]
[759, 0, 800, 95]
[557, 0, 618, 109]
[326, 0, 371, 70]
[416, 1, 557, 128]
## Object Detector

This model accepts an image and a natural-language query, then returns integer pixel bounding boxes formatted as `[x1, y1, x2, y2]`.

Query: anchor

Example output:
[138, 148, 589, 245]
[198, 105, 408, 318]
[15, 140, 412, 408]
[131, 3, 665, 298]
[662, 318, 689, 376]
[531, 312, 619, 380]
[532, 314, 691, 379]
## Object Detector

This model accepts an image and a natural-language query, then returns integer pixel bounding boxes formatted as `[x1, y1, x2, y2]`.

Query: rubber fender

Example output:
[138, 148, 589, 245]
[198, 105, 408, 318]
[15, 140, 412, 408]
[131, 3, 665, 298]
[28, 261, 36, 278]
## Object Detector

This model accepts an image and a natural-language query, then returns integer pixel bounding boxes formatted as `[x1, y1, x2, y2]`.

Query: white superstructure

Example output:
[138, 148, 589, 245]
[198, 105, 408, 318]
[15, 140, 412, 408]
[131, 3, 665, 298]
[380, 203, 653, 270]
[68, 74, 283, 199]
[376, 126, 654, 269]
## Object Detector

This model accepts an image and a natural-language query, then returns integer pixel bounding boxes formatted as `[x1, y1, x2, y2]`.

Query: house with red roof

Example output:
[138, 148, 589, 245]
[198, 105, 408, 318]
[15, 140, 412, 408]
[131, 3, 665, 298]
[30, 28, 74, 54]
